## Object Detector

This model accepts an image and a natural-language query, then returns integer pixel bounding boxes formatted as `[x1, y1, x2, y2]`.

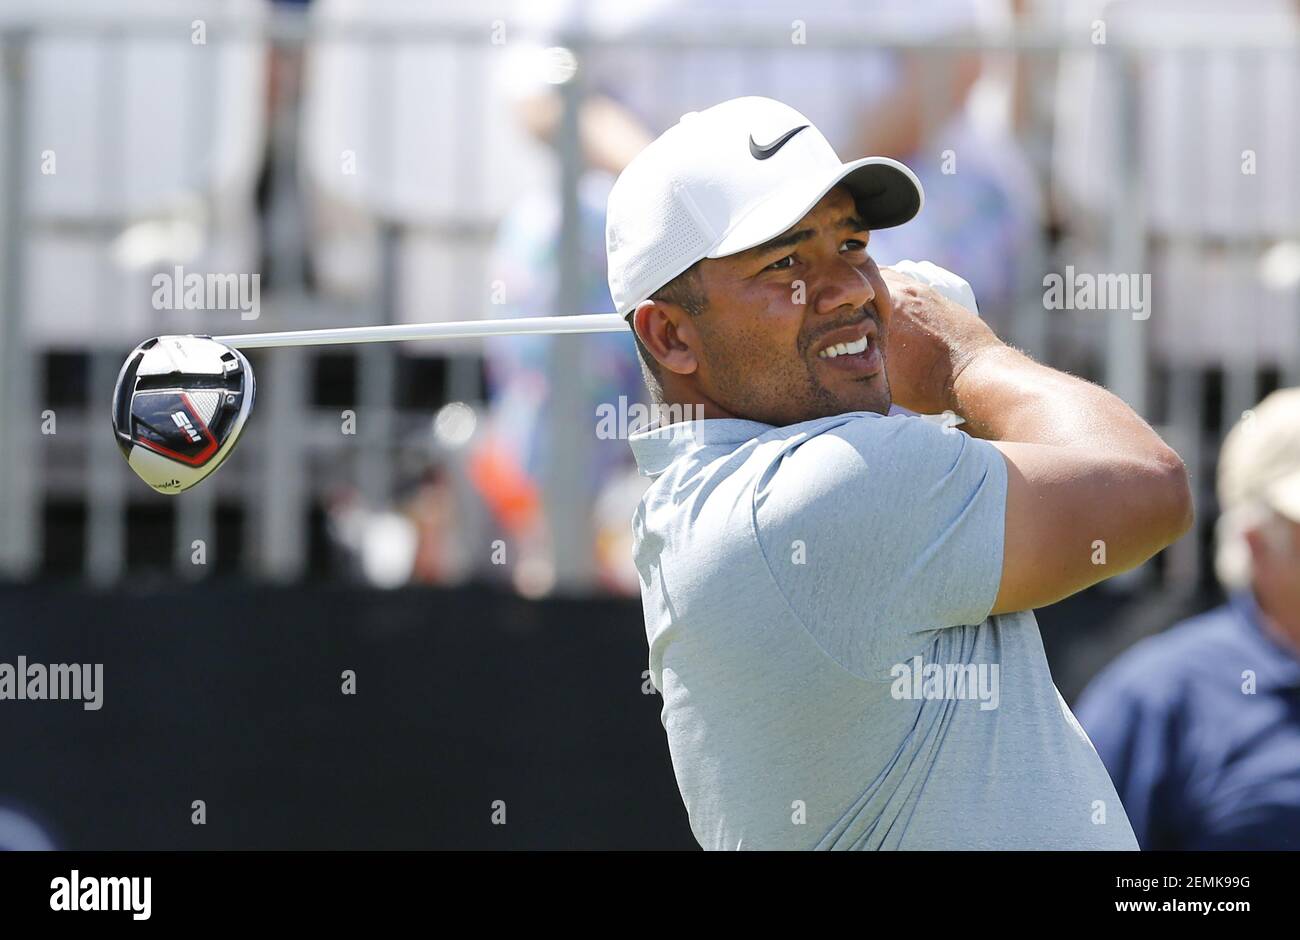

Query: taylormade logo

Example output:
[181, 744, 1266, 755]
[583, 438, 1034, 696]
[0, 657, 103, 710]
[890, 656, 1000, 711]
[50, 871, 151, 920]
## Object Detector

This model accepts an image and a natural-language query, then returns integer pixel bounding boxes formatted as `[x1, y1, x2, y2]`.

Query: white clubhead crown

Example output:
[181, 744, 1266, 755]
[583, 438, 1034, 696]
[111, 335, 255, 494]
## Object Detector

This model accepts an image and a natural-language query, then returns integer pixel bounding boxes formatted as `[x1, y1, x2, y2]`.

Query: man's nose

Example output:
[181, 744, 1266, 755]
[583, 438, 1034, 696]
[811, 257, 874, 317]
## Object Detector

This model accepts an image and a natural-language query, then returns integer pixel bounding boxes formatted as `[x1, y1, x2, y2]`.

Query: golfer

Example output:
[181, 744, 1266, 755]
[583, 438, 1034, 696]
[608, 97, 1193, 849]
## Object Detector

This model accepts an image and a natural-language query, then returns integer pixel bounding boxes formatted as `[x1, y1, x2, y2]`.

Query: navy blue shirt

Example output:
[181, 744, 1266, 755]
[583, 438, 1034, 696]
[1075, 591, 1300, 849]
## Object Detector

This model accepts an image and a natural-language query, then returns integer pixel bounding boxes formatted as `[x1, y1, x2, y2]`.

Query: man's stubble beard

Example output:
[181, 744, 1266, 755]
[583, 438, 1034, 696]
[694, 303, 892, 425]
[706, 343, 893, 426]
[790, 309, 894, 422]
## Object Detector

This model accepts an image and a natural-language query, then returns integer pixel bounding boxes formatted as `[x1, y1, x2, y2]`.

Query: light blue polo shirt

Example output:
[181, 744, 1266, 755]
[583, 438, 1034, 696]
[629, 411, 1138, 850]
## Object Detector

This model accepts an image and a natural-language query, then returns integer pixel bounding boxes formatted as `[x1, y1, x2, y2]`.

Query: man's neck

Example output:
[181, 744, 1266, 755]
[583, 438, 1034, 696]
[658, 388, 735, 421]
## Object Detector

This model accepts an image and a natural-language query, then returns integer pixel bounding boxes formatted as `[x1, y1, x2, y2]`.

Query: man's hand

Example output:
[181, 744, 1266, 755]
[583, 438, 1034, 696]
[879, 266, 1002, 415]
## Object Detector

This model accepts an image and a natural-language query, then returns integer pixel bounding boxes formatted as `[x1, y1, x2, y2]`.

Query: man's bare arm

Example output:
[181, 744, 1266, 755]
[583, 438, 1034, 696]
[881, 269, 1194, 616]
[954, 345, 1193, 614]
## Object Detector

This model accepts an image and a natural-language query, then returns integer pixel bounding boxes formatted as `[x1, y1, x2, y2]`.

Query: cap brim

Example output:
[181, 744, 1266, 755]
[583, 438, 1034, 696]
[706, 156, 924, 259]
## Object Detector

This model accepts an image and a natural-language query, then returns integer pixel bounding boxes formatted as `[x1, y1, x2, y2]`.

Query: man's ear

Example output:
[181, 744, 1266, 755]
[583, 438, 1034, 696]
[1243, 525, 1281, 570]
[632, 299, 699, 377]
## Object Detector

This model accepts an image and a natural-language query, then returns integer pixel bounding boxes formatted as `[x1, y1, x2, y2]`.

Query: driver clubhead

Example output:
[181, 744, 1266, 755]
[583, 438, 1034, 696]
[111, 335, 255, 494]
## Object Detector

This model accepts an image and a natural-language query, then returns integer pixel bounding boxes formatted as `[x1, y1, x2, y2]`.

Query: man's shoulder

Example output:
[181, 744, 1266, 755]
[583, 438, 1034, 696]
[748, 409, 996, 501]
[768, 408, 920, 437]
[648, 410, 952, 472]
[752, 409, 956, 464]
[644, 409, 997, 528]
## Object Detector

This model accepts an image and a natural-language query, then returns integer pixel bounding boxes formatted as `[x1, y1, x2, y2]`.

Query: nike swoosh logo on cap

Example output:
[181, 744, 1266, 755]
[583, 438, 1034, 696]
[749, 125, 809, 160]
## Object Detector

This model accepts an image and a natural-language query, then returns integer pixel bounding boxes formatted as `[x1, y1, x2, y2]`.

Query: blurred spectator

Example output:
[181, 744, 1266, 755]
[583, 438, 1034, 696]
[517, 0, 1039, 322]
[325, 467, 470, 588]
[476, 172, 646, 594]
[1076, 388, 1300, 849]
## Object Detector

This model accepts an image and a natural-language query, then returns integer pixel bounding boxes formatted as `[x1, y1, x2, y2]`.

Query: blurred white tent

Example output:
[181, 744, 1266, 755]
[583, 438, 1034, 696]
[1053, 0, 1300, 367]
[299, 0, 553, 339]
[1, 0, 268, 348]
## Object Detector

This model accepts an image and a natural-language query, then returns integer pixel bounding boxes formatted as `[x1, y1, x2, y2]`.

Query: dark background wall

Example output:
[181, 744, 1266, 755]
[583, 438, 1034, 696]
[2, 583, 693, 849]
[1, 581, 1219, 850]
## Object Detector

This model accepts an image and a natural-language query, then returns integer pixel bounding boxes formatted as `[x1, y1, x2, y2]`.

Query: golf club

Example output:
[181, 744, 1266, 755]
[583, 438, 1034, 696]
[111, 313, 629, 494]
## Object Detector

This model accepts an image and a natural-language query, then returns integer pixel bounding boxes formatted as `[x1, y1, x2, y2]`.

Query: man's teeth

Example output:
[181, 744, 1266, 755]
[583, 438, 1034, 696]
[819, 335, 870, 359]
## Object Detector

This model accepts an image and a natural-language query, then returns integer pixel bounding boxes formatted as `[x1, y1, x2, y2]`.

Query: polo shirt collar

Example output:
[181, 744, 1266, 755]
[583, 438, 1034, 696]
[629, 418, 773, 479]
[1229, 589, 1300, 690]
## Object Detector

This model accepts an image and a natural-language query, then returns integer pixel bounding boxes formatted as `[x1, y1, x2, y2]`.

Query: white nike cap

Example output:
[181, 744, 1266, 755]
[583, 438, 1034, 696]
[605, 96, 924, 317]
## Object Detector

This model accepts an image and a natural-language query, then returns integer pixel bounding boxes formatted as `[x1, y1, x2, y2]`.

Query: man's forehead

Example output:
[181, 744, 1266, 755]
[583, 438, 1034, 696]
[721, 187, 866, 265]
[805, 184, 858, 219]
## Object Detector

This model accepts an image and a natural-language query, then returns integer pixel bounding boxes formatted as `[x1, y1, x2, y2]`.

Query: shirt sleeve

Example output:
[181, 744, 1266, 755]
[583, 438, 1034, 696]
[753, 411, 1008, 679]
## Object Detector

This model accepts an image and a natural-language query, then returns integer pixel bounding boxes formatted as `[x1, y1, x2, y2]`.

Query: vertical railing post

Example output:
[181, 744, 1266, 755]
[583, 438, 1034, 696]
[542, 36, 594, 592]
[0, 30, 40, 579]
[1103, 45, 1152, 590]
[254, 24, 310, 581]
[86, 27, 128, 584]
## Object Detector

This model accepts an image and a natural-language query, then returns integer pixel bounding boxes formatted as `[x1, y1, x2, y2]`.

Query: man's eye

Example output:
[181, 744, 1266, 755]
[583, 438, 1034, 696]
[842, 239, 868, 253]
[766, 255, 795, 271]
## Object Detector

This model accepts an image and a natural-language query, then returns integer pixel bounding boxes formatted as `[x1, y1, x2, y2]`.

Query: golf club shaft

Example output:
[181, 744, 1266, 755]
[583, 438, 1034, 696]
[214, 313, 628, 349]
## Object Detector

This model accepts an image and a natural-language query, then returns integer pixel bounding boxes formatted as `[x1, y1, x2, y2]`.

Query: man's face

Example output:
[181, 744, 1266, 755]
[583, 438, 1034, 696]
[1252, 511, 1300, 609]
[660, 186, 894, 427]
